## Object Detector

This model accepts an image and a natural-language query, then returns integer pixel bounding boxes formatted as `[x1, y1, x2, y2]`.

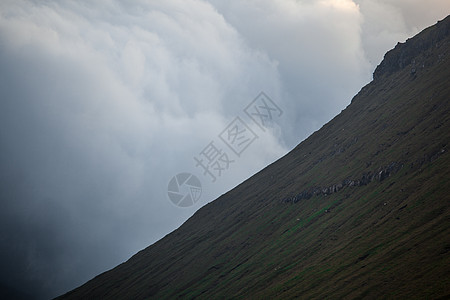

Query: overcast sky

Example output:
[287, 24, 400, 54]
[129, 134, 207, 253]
[0, 1, 448, 298]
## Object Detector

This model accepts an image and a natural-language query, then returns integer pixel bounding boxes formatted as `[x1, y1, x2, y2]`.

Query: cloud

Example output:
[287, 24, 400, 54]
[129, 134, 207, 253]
[355, 0, 450, 64]
[208, 0, 371, 144]
[0, 0, 448, 298]
[0, 1, 283, 298]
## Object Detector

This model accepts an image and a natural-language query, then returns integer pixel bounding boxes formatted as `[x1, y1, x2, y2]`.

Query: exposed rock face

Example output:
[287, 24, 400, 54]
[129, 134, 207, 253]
[282, 146, 447, 204]
[373, 16, 450, 80]
[282, 162, 403, 204]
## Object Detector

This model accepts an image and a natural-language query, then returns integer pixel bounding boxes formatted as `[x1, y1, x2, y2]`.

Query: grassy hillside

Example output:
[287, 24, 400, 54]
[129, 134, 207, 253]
[58, 16, 450, 299]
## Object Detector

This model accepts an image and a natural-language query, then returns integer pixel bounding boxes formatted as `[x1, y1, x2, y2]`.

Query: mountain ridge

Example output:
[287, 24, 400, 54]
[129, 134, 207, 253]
[57, 15, 450, 299]
[374, 16, 449, 80]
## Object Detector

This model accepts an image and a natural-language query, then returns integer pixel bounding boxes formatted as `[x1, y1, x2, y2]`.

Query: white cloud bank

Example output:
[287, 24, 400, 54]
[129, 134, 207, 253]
[0, 0, 448, 298]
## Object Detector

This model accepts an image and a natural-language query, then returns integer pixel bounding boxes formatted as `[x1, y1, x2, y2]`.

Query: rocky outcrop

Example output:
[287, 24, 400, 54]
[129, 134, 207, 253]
[281, 162, 402, 204]
[373, 16, 450, 80]
[281, 146, 446, 204]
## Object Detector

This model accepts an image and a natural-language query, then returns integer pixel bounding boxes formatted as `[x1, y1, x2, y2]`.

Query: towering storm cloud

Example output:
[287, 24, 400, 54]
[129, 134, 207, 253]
[0, 0, 448, 298]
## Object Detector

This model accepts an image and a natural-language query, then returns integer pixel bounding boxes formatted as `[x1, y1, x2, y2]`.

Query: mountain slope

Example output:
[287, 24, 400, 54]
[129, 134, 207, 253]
[58, 16, 450, 299]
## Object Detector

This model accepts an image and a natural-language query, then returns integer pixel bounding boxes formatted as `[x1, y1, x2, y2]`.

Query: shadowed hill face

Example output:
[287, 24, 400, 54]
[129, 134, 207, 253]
[57, 16, 450, 299]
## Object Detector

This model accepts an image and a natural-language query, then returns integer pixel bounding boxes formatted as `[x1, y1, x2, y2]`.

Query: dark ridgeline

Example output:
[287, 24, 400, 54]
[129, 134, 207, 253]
[57, 16, 450, 299]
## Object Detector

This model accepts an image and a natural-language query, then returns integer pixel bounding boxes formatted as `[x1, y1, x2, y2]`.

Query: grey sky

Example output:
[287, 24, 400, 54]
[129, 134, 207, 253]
[0, 1, 448, 298]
